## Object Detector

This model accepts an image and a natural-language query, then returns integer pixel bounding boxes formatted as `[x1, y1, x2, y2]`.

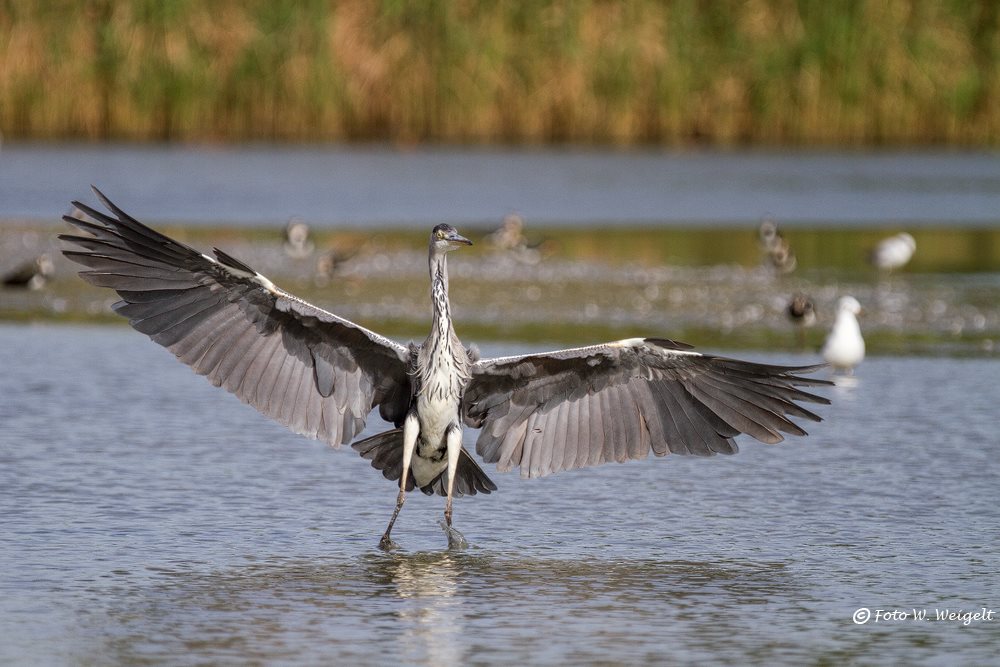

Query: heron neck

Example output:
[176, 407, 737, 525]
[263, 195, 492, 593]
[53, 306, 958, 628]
[429, 252, 453, 339]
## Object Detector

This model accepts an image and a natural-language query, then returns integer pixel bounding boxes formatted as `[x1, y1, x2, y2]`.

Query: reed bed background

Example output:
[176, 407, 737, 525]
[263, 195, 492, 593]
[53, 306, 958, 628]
[1, 0, 998, 145]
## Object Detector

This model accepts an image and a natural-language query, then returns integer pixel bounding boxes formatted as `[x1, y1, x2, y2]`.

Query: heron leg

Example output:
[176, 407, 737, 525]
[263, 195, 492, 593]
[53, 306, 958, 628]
[440, 425, 467, 549]
[379, 413, 419, 550]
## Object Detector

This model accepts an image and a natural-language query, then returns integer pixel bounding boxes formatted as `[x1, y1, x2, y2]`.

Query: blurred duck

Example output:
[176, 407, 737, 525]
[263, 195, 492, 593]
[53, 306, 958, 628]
[2, 254, 54, 290]
[786, 293, 816, 348]
[484, 213, 557, 265]
[757, 218, 796, 274]
[315, 243, 365, 284]
[868, 232, 915, 272]
[485, 213, 528, 251]
[822, 296, 865, 374]
[283, 217, 314, 259]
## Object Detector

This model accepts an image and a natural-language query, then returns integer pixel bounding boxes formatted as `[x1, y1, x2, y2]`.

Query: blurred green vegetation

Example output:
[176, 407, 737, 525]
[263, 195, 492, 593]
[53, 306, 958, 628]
[504, 225, 1000, 273]
[1, 0, 998, 145]
[4, 222, 999, 355]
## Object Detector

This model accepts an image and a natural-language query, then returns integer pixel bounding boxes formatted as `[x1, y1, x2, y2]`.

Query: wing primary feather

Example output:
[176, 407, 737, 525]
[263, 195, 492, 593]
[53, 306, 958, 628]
[683, 381, 786, 443]
[196, 313, 255, 381]
[629, 383, 666, 455]
[700, 373, 824, 424]
[658, 381, 712, 455]
[626, 386, 648, 460]
[610, 386, 632, 464]
[212, 324, 262, 392]
[556, 397, 577, 476]
[569, 394, 590, 474]
[598, 387, 620, 467]
[498, 419, 529, 474]
[175, 309, 244, 369]
[588, 389, 606, 468]
[277, 360, 309, 428]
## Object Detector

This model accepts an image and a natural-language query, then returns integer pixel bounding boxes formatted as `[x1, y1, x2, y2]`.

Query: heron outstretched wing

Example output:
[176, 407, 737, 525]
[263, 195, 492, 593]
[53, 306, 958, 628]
[60, 187, 412, 446]
[464, 338, 831, 478]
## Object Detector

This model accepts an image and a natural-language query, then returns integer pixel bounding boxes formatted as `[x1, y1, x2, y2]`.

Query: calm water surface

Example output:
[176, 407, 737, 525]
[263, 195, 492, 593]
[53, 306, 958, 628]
[2, 144, 999, 227]
[1, 324, 998, 665]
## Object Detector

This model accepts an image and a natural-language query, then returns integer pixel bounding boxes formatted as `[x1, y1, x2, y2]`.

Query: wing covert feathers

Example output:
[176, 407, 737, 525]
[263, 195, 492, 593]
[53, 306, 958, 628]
[466, 339, 830, 478]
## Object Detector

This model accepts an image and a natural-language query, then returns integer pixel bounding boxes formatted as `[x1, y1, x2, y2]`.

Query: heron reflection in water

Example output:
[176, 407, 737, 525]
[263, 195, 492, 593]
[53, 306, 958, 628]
[61, 188, 831, 550]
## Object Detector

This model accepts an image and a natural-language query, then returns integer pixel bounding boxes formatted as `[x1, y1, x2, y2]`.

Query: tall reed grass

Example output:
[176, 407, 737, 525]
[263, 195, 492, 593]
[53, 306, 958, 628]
[1, 0, 997, 145]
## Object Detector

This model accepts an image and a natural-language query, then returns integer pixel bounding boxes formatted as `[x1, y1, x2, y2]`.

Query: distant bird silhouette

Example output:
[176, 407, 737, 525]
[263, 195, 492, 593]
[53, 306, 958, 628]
[757, 218, 796, 274]
[314, 243, 366, 284]
[786, 293, 816, 348]
[283, 217, 315, 259]
[822, 296, 865, 374]
[485, 213, 558, 265]
[2, 254, 54, 290]
[868, 232, 915, 272]
[485, 213, 528, 251]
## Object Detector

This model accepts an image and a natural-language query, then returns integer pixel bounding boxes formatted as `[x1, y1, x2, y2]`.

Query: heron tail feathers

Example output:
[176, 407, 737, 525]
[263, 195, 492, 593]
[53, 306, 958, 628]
[351, 429, 497, 497]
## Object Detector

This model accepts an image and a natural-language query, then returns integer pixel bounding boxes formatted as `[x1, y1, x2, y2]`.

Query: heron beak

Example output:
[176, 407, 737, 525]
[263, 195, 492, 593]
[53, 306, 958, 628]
[448, 232, 473, 246]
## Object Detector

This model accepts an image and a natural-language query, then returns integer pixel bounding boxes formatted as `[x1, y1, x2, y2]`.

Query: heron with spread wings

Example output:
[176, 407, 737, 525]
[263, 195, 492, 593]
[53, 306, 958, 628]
[61, 188, 831, 549]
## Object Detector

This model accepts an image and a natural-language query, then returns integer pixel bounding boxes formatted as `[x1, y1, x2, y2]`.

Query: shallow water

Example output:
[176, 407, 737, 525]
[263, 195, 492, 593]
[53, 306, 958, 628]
[1, 323, 998, 665]
[2, 144, 999, 226]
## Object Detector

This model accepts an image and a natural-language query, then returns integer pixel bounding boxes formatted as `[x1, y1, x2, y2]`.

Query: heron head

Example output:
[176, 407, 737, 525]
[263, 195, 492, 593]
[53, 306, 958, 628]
[431, 224, 473, 252]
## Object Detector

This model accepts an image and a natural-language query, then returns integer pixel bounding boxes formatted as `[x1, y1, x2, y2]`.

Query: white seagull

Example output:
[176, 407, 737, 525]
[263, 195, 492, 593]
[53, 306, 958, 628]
[283, 217, 315, 258]
[822, 296, 865, 374]
[868, 232, 915, 272]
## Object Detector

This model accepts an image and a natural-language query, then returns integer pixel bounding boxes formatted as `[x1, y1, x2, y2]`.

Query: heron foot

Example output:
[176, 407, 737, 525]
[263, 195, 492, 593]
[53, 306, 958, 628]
[378, 533, 400, 551]
[439, 519, 468, 550]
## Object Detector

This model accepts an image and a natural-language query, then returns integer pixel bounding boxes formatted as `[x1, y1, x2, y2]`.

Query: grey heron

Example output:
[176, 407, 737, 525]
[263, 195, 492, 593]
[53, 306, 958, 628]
[61, 188, 831, 550]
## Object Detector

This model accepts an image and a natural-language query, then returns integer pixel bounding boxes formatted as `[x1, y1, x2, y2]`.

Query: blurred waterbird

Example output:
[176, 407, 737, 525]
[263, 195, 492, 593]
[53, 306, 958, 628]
[822, 296, 865, 374]
[786, 293, 816, 349]
[314, 244, 365, 285]
[283, 217, 314, 258]
[485, 213, 527, 251]
[757, 218, 796, 274]
[868, 232, 916, 272]
[61, 188, 832, 550]
[2, 254, 54, 290]
[484, 212, 555, 265]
